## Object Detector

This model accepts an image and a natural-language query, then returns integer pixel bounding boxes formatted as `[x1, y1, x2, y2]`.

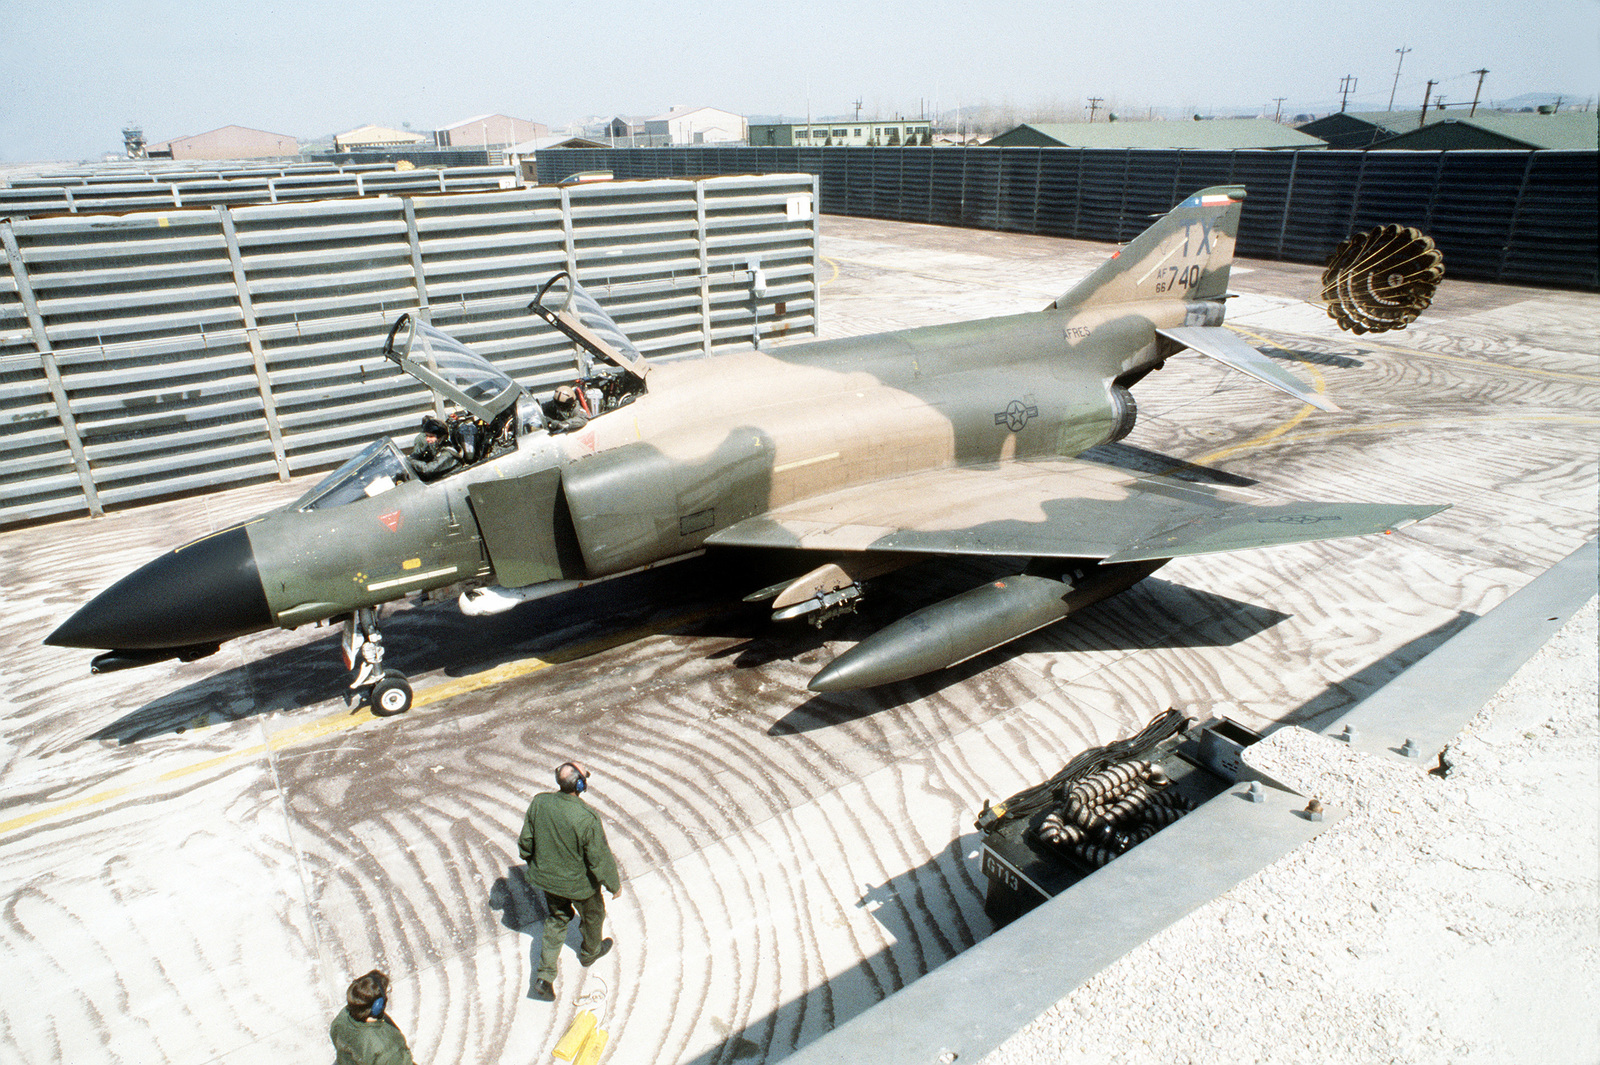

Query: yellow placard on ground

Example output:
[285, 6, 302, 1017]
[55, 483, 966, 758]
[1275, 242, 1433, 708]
[552, 1010, 597, 1061]
[573, 1027, 609, 1065]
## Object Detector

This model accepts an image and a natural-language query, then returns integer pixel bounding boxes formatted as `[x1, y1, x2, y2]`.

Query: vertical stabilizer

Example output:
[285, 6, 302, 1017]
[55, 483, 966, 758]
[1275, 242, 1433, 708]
[1052, 186, 1245, 311]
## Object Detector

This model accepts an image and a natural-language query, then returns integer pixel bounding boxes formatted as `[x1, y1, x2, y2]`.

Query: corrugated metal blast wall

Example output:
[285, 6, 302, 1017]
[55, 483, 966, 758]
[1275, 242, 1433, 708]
[0, 163, 521, 217]
[534, 146, 1598, 290]
[0, 174, 820, 526]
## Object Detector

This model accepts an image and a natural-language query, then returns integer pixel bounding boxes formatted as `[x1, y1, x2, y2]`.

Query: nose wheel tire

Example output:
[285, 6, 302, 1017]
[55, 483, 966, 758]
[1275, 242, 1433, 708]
[370, 674, 414, 716]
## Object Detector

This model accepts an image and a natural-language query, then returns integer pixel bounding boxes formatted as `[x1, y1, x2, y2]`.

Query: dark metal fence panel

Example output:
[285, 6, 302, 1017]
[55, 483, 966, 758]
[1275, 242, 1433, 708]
[1345, 151, 1445, 234]
[1034, 149, 1083, 237]
[533, 146, 1596, 289]
[1075, 150, 1132, 239]
[845, 150, 877, 217]
[1501, 151, 1600, 288]
[1172, 151, 1239, 205]
[817, 152, 850, 215]
[1120, 151, 1184, 240]
[1427, 152, 1533, 281]
[1276, 152, 1365, 262]
[897, 150, 934, 224]
[960, 150, 1002, 230]
[996, 150, 1041, 233]
[1227, 151, 1301, 258]
[929, 151, 967, 228]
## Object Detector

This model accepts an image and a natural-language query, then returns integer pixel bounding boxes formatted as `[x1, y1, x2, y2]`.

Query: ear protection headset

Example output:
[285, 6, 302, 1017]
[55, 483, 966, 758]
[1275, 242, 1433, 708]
[559, 762, 589, 794]
[369, 995, 386, 1020]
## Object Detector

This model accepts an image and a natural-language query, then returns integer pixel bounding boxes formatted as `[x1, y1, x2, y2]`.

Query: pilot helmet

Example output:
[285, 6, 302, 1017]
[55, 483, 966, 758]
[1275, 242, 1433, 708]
[421, 415, 449, 437]
[553, 384, 577, 405]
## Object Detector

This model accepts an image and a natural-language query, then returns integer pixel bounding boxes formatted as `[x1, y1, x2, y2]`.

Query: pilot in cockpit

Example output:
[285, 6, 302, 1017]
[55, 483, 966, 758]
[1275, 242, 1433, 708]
[410, 416, 463, 481]
[541, 385, 590, 434]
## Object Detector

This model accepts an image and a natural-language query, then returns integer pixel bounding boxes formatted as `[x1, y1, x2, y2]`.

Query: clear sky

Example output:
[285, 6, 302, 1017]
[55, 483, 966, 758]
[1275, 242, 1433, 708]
[2, 0, 1595, 162]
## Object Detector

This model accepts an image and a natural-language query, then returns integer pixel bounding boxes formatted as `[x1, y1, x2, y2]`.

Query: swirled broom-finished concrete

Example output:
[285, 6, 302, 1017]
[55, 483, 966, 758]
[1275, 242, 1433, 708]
[0, 215, 1594, 1064]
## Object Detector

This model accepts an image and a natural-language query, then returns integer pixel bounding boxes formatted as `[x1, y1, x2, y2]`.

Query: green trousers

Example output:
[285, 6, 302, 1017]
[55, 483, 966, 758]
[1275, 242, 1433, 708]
[538, 889, 607, 981]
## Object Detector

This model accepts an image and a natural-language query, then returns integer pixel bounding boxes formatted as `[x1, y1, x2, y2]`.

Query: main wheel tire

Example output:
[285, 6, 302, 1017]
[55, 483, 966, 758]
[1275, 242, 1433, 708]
[371, 675, 413, 716]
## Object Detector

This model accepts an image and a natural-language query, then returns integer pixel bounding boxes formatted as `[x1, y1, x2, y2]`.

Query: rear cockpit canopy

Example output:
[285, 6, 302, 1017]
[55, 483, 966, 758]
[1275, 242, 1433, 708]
[383, 315, 526, 425]
[528, 272, 650, 383]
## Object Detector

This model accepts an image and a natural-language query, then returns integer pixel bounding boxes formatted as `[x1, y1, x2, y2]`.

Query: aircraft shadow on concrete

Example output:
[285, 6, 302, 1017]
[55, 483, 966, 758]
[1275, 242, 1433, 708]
[1077, 441, 1258, 486]
[767, 578, 1293, 735]
[1260, 345, 1365, 370]
[1290, 610, 1476, 732]
[85, 555, 784, 745]
[691, 611, 1483, 1064]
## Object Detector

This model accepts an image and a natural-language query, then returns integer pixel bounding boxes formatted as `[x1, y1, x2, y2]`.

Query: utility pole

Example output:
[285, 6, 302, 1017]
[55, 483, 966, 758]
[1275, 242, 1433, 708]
[853, 98, 863, 121]
[1388, 46, 1411, 111]
[1468, 69, 1489, 116]
[1339, 76, 1358, 113]
[1419, 79, 1436, 127]
[1087, 97, 1104, 122]
[1273, 97, 1287, 122]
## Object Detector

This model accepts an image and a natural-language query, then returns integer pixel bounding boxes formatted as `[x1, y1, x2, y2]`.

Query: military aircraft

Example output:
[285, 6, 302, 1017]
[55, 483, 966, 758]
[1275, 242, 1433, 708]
[47, 186, 1445, 714]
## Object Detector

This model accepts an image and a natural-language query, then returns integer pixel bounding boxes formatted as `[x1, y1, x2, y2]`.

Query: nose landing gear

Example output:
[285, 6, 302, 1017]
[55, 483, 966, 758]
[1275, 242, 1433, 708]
[341, 607, 413, 716]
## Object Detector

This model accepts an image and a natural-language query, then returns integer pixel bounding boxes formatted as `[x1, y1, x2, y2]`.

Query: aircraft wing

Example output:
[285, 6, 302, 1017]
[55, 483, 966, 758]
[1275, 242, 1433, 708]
[703, 457, 1445, 563]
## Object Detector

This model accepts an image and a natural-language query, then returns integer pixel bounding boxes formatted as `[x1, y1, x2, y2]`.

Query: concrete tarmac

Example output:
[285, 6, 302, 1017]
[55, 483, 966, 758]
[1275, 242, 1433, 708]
[0, 214, 1595, 1064]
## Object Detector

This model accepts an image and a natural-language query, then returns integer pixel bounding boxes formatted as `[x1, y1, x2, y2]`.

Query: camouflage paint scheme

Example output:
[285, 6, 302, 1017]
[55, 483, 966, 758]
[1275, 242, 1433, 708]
[47, 187, 1445, 694]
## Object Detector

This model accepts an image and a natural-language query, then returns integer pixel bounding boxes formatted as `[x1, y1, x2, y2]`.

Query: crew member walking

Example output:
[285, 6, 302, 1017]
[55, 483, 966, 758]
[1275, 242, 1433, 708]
[518, 761, 622, 1001]
[330, 969, 413, 1065]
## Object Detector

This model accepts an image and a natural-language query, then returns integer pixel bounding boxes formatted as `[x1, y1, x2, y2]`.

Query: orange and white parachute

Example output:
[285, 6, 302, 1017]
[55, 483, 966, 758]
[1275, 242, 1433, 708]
[1320, 224, 1444, 334]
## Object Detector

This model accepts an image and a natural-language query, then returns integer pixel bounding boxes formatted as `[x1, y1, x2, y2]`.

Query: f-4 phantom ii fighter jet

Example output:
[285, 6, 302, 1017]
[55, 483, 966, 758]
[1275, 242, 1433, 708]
[48, 186, 1445, 713]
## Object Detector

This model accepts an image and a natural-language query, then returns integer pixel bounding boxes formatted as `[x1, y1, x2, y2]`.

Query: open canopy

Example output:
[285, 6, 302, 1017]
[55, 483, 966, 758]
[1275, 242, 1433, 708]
[382, 315, 525, 423]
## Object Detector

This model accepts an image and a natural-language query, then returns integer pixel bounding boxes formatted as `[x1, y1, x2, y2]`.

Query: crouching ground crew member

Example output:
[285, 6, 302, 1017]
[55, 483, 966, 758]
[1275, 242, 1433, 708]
[518, 760, 622, 1002]
[330, 969, 413, 1065]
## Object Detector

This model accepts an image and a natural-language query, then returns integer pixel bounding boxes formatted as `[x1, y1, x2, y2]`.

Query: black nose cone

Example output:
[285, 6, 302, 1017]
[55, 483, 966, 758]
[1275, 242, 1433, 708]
[46, 524, 273, 651]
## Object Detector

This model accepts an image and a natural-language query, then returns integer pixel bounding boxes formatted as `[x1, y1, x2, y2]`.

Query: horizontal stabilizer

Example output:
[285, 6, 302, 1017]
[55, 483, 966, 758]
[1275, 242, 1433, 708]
[1158, 326, 1339, 412]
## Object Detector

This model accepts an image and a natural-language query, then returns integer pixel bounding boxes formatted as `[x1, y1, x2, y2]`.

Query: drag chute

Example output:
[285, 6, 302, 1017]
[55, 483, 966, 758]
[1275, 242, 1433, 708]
[1321, 224, 1444, 334]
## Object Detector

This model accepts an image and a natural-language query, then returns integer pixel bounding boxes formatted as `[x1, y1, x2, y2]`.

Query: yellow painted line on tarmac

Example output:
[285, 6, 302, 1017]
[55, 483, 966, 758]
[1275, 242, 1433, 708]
[0, 604, 727, 840]
[1195, 413, 1600, 469]
[1268, 413, 1600, 448]
[819, 255, 840, 287]
[1193, 403, 1317, 466]
[1190, 325, 1328, 466]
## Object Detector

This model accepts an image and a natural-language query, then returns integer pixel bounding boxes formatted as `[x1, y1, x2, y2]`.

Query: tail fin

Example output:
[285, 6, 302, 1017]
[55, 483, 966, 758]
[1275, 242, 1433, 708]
[1052, 186, 1245, 312]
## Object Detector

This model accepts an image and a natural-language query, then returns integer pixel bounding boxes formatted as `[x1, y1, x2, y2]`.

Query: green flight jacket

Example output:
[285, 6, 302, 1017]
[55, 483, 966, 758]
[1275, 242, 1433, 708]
[518, 791, 621, 900]
[330, 1008, 413, 1065]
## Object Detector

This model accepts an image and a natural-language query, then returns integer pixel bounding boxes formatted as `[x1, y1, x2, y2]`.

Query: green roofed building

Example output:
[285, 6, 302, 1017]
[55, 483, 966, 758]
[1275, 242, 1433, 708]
[1296, 111, 1423, 148]
[1365, 111, 1599, 150]
[1298, 109, 1597, 150]
[985, 118, 1325, 150]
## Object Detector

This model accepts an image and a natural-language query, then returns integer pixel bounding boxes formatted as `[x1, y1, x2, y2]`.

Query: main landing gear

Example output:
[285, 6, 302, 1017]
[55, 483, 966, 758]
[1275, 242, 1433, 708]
[341, 607, 413, 716]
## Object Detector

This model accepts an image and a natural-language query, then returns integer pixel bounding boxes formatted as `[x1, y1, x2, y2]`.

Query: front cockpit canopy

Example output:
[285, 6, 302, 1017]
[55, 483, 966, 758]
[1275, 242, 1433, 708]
[292, 439, 412, 511]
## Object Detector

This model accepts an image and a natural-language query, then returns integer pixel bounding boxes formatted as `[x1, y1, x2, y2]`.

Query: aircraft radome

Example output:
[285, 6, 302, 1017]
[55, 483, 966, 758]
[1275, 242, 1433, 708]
[47, 187, 1446, 714]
